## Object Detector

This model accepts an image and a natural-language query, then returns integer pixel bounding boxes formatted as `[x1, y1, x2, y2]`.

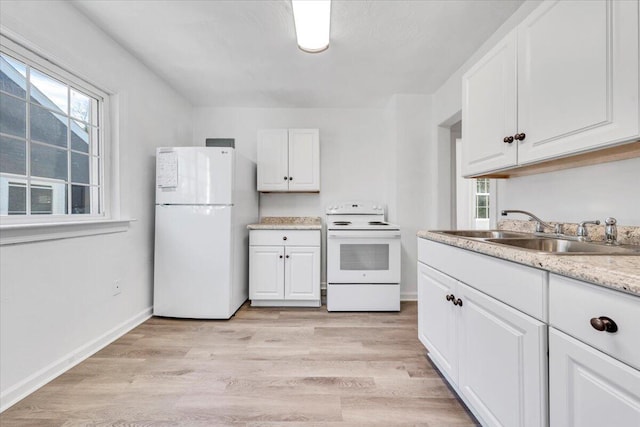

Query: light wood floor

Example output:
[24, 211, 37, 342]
[1, 302, 479, 426]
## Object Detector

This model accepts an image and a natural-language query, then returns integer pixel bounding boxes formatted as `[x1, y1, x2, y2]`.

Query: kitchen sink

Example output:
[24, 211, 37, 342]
[439, 230, 530, 239]
[486, 238, 640, 255]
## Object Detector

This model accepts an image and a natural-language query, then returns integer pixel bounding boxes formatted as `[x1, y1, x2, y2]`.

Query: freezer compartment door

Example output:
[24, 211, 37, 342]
[153, 205, 233, 318]
[156, 147, 234, 205]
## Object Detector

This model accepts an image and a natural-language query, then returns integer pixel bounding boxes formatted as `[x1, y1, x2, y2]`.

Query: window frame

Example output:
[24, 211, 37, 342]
[474, 178, 490, 220]
[0, 34, 130, 244]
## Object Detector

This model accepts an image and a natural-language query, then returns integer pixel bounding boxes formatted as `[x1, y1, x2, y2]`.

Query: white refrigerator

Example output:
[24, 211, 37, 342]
[153, 146, 258, 319]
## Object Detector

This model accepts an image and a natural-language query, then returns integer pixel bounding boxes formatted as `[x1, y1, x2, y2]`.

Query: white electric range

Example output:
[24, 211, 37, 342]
[325, 201, 401, 311]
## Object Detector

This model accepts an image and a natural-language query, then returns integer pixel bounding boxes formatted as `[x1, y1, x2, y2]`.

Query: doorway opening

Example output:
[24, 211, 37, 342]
[450, 120, 497, 230]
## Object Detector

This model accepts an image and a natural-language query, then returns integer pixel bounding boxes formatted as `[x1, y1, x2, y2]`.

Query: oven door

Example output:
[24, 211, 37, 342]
[327, 230, 401, 283]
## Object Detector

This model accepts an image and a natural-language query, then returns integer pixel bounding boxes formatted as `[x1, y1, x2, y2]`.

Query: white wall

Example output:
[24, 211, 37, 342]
[193, 101, 433, 299]
[0, 0, 193, 410]
[387, 95, 433, 298]
[193, 107, 393, 289]
[498, 157, 640, 225]
[194, 107, 395, 215]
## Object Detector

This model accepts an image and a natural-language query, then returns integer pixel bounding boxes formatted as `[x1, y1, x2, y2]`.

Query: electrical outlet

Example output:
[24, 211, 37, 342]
[113, 280, 121, 296]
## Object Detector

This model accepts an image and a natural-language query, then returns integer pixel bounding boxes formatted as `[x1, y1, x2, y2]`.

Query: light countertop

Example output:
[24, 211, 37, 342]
[247, 217, 322, 230]
[417, 228, 640, 297]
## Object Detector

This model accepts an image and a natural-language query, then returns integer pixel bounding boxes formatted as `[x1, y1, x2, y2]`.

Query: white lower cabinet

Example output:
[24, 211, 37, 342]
[457, 282, 547, 427]
[418, 261, 547, 427]
[284, 246, 320, 300]
[249, 246, 285, 300]
[418, 264, 458, 383]
[418, 238, 640, 427]
[549, 328, 640, 427]
[549, 274, 640, 427]
[249, 230, 320, 307]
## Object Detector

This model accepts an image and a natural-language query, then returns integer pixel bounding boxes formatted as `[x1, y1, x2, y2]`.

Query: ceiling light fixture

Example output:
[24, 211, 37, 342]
[292, 0, 331, 53]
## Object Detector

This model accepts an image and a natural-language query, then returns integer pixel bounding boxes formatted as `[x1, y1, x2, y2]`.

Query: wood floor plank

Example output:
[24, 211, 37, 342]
[0, 302, 479, 426]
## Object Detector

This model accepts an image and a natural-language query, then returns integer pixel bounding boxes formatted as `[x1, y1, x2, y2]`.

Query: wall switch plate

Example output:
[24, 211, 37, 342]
[113, 280, 121, 296]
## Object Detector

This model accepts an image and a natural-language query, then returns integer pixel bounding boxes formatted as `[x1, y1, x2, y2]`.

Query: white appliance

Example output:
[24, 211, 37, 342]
[326, 201, 401, 311]
[153, 146, 258, 319]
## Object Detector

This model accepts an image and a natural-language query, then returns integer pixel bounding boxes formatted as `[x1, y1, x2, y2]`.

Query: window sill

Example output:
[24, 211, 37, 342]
[0, 219, 134, 245]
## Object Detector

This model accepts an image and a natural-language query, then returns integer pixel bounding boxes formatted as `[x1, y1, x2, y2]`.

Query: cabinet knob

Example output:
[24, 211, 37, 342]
[503, 136, 514, 144]
[279, 255, 283, 259]
[446, 294, 455, 302]
[284, 176, 288, 180]
[514, 133, 526, 141]
[283, 236, 287, 241]
[286, 255, 290, 259]
[453, 298, 463, 307]
[590, 316, 618, 333]
[289, 176, 293, 181]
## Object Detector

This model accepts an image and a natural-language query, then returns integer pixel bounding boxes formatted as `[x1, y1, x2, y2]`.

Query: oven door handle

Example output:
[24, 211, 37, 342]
[328, 231, 401, 239]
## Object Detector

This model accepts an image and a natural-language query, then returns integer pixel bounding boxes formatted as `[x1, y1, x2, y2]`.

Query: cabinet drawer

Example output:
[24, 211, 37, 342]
[250, 230, 320, 246]
[550, 274, 640, 370]
[418, 238, 547, 321]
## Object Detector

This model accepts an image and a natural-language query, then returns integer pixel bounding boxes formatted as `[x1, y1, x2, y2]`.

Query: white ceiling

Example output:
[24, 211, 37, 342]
[72, 0, 524, 108]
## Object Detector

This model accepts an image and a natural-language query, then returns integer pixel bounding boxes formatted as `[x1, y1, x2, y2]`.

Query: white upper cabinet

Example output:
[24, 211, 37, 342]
[257, 129, 289, 192]
[517, 0, 639, 164]
[257, 128, 320, 192]
[462, 31, 518, 176]
[462, 0, 639, 177]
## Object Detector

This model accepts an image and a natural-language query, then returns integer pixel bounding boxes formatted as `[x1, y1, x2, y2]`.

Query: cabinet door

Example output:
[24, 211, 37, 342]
[284, 246, 320, 300]
[417, 263, 459, 383]
[287, 129, 320, 192]
[550, 328, 640, 427]
[249, 246, 285, 300]
[462, 30, 518, 177]
[457, 282, 547, 427]
[257, 129, 289, 191]
[517, 0, 639, 164]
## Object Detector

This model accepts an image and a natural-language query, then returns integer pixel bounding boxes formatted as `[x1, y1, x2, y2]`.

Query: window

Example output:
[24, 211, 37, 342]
[0, 44, 104, 221]
[475, 178, 490, 220]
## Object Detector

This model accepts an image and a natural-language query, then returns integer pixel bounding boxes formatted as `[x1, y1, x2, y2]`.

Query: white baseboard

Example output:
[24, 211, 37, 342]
[401, 292, 417, 301]
[0, 307, 152, 413]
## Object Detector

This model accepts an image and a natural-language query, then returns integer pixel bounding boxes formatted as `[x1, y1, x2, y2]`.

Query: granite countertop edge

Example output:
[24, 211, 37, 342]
[248, 216, 322, 230]
[417, 230, 640, 297]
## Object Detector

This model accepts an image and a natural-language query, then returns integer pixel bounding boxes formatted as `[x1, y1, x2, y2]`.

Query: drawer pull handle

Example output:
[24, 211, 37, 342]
[453, 298, 463, 307]
[446, 294, 455, 302]
[590, 316, 618, 333]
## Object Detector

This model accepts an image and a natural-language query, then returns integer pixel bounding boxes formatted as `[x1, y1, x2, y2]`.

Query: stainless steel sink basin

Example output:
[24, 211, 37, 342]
[486, 238, 640, 255]
[439, 230, 529, 239]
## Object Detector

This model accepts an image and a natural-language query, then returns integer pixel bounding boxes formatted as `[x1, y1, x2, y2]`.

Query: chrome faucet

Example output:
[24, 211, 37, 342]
[577, 220, 601, 242]
[501, 210, 563, 234]
[605, 217, 618, 245]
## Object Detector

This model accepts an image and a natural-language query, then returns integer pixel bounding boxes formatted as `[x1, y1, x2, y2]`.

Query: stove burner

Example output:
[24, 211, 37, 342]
[368, 221, 388, 225]
[333, 221, 352, 226]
